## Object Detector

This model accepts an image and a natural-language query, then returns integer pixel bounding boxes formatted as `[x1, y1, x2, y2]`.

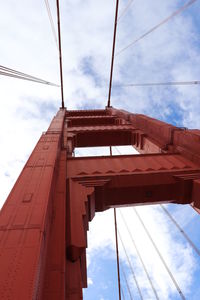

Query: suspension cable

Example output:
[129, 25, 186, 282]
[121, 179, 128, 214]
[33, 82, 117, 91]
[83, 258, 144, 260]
[107, 0, 120, 107]
[0, 71, 57, 86]
[160, 204, 200, 257]
[0, 65, 56, 82]
[0, 66, 59, 86]
[114, 146, 122, 155]
[114, 80, 200, 88]
[116, 0, 197, 56]
[120, 210, 160, 300]
[120, 261, 134, 300]
[118, 0, 135, 23]
[191, 203, 200, 215]
[114, 208, 122, 300]
[56, 0, 65, 108]
[121, 287, 126, 300]
[110, 146, 122, 300]
[118, 229, 143, 300]
[44, 0, 58, 48]
[133, 208, 186, 300]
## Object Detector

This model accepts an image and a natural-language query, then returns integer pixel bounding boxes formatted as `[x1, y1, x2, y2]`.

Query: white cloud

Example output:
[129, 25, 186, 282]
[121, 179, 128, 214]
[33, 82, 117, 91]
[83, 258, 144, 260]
[88, 277, 93, 286]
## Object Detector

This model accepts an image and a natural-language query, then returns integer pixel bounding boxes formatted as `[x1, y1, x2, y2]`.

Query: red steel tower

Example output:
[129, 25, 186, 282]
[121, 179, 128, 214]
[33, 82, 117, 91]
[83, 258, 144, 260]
[0, 107, 200, 299]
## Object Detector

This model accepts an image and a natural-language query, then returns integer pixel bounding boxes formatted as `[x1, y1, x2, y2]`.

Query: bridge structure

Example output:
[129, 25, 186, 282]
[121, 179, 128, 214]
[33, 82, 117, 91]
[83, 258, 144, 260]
[0, 106, 200, 299]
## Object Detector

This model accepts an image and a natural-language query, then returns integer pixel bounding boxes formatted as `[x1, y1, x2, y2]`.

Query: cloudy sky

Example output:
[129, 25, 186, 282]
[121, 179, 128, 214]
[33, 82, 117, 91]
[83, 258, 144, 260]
[0, 0, 200, 299]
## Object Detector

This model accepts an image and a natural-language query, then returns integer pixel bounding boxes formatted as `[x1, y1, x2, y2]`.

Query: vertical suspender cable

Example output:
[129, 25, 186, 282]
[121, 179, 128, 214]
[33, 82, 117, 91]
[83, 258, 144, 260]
[56, 0, 65, 108]
[107, 0, 119, 107]
[110, 146, 113, 156]
[120, 210, 160, 300]
[110, 147, 121, 300]
[133, 208, 186, 300]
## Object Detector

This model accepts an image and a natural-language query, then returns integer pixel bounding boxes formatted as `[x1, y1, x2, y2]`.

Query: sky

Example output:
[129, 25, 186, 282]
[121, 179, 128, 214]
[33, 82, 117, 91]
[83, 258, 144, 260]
[0, 0, 200, 299]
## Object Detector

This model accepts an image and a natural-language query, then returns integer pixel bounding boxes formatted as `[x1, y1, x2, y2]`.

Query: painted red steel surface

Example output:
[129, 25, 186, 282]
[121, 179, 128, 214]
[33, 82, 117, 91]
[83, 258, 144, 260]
[0, 106, 200, 299]
[0, 109, 65, 299]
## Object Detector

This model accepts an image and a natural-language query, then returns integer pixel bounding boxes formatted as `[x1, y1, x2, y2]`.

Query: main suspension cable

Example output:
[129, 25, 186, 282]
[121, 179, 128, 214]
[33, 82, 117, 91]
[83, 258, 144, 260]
[133, 208, 186, 300]
[118, 229, 143, 300]
[0, 65, 55, 82]
[120, 210, 160, 300]
[56, 0, 65, 108]
[120, 260, 134, 300]
[0, 71, 57, 86]
[117, 0, 135, 23]
[160, 204, 200, 257]
[0, 66, 59, 86]
[44, 0, 58, 48]
[114, 80, 200, 88]
[107, 0, 120, 107]
[116, 0, 197, 56]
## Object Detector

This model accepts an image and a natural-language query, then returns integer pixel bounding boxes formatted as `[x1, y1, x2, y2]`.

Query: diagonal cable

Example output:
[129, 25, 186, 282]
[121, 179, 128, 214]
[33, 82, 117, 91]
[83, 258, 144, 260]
[0, 65, 58, 85]
[120, 210, 160, 300]
[114, 208, 122, 300]
[118, 229, 143, 300]
[0, 70, 54, 85]
[110, 146, 122, 300]
[0, 66, 59, 86]
[114, 80, 200, 88]
[118, 0, 135, 22]
[160, 204, 200, 257]
[116, 0, 198, 56]
[44, 0, 59, 48]
[133, 208, 186, 300]
[120, 261, 134, 300]
[114, 146, 122, 155]
[121, 287, 126, 300]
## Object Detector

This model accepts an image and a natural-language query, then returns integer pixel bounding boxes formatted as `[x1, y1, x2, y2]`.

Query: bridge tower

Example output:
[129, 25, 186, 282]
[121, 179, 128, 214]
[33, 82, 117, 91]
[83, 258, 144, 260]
[0, 107, 200, 299]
